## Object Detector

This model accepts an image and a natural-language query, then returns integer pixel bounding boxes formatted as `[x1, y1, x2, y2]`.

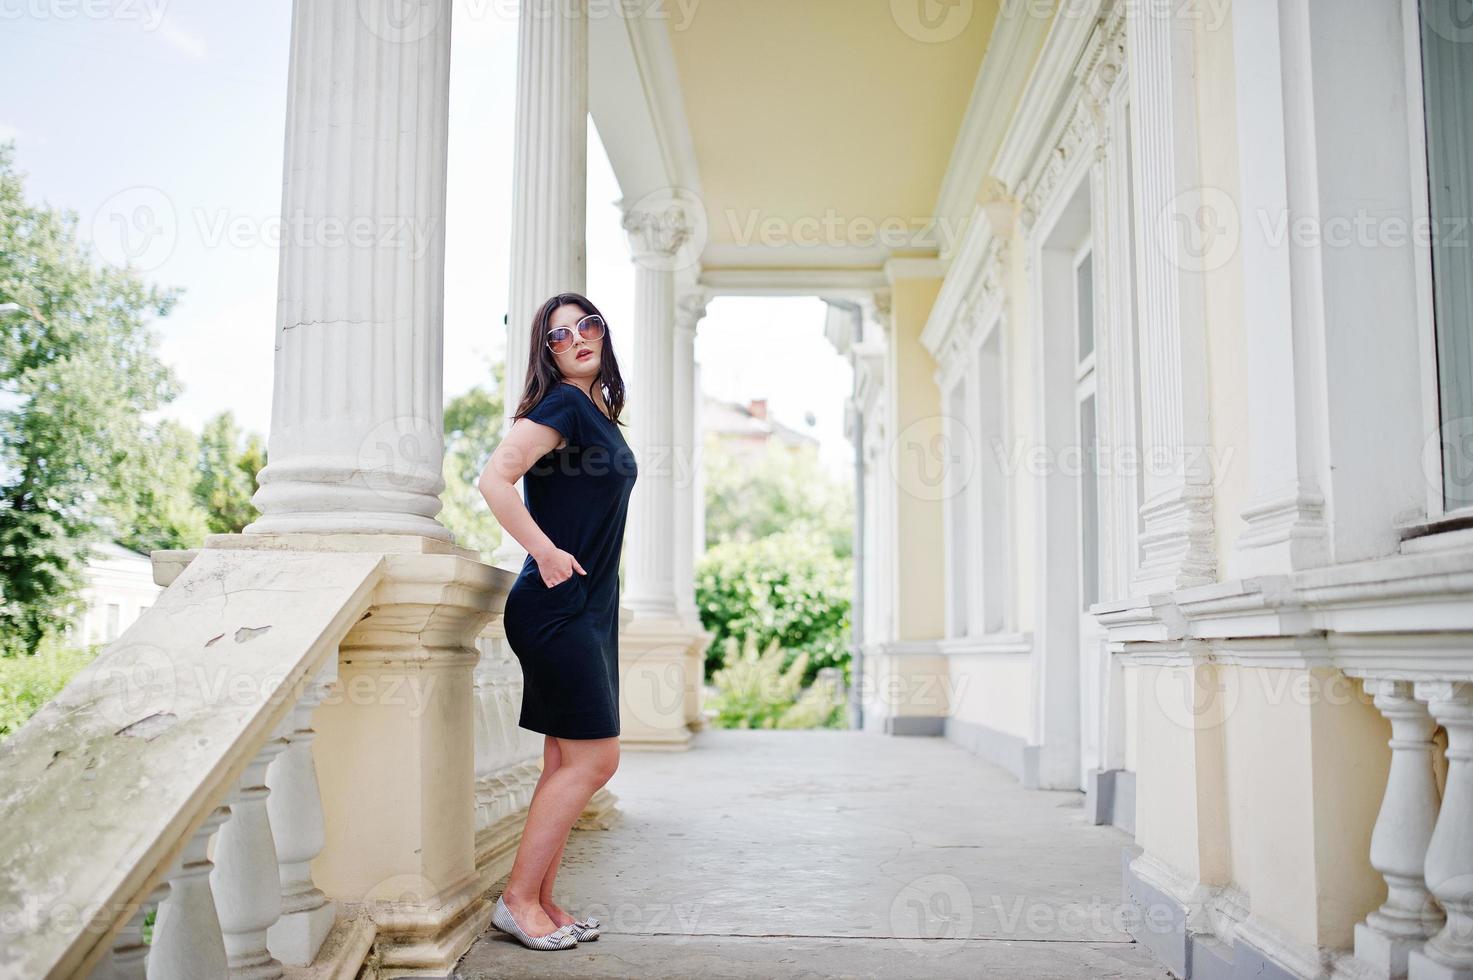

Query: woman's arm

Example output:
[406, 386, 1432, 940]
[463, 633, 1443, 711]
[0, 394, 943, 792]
[476, 417, 587, 585]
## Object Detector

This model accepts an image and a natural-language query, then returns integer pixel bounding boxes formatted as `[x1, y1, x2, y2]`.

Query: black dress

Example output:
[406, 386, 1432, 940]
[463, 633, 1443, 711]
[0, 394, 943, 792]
[502, 380, 637, 739]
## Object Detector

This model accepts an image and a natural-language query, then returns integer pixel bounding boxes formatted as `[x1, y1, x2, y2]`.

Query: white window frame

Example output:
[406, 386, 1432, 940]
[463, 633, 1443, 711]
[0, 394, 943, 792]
[1405, 0, 1472, 524]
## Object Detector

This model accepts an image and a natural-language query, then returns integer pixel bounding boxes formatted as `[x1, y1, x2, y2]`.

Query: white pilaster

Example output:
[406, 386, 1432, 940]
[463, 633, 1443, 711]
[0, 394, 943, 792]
[1125, 2, 1216, 593]
[1227, 0, 1329, 577]
[491, 0, 589, 572]
[246, 0, 454, 539]
[672, 292, 706, 627]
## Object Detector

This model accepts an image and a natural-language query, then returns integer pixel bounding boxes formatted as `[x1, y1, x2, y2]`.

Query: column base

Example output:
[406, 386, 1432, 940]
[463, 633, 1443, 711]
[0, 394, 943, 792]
[290, 911, 376, 980]
[681, 617, 714, 733]
[1410, 949, 1473, 980]
[619, 615, 709, 751]
[366, 878, 493, 978]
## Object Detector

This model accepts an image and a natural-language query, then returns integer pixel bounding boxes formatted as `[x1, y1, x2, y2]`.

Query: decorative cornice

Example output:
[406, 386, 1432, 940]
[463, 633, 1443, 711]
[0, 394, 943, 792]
[1016, 0, 1127, 230]
[990, 0, 1107, 193]
[1097, 542, 1473, 678]
[883, 255, 945, 283]
[924, 1, 1124, 371]
[697, 266, 887, 298]
[931, 0, 1055, 250]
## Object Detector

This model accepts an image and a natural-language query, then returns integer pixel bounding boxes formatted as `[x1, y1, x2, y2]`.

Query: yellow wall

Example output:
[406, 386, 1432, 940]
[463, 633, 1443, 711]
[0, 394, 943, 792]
[1137, 660, 1391, 951]
[1133, 661, 1231, 885]
[890, 274, 947, 642]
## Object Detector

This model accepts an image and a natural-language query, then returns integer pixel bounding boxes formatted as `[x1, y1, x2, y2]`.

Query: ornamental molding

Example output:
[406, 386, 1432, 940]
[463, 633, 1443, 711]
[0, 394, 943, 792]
[1017, 0, 1128, 233]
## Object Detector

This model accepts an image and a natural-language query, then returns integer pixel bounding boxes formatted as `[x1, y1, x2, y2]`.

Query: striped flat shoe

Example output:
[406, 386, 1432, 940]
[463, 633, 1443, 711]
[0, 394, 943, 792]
[491, 895, 579, 950]
[568, 915, 601, 941]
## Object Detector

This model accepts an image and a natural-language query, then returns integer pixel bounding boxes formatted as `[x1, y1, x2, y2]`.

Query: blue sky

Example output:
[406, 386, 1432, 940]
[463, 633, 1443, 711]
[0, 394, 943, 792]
[0, 0, 854, 478]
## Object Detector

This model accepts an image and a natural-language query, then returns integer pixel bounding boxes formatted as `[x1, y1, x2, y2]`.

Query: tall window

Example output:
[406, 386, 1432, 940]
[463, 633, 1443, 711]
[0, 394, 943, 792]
[1075, 247, 1100, 609]
[1420, 0, 1473, 509]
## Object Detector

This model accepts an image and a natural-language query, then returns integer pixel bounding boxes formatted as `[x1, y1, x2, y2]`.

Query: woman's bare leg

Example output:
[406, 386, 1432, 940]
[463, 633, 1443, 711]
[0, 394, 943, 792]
[539, 832, 574, 927]
[529, 737, 577, 926]
[500, 734, 619, 936]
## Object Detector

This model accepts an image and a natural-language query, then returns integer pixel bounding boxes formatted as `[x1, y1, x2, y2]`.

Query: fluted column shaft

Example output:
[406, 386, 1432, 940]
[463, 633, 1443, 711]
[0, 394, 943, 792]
[493, 0, 589, 570]
[623, 233, 679, 618]
[247, 0, 454, 539]
[672, 294, 705, 626]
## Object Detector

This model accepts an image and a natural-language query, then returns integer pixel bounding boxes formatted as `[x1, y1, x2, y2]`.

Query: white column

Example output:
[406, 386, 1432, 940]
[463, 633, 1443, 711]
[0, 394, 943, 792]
[246, 0, 454, 540]
[692, 359, 707, 578]
[1411, 682, 1473, 980]
[211, 738, 289, 979]
[264, 680, 334, 966]
[1125, 2, 1216, 593]
[620, 204, 690, 620]
[491, 0, 589, 571]
[1356, 679, 1444, 978]
[672, 292, 706, 627]
[148, 807, 229, 980]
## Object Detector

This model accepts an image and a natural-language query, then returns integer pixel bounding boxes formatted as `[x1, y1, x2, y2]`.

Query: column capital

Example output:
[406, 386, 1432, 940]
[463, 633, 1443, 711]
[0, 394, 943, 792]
[620, 193, 699, 268]
[675, 290, 708, 334]
[864, 289, 892, 331]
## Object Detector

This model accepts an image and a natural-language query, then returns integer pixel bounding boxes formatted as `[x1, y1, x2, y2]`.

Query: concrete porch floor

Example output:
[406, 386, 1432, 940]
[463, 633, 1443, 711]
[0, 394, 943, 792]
[455, 729, 1169, 980]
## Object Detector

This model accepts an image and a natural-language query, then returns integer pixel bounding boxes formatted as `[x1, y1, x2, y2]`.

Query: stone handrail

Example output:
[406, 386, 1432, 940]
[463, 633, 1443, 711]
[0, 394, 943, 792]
[0, 548, 385, 979]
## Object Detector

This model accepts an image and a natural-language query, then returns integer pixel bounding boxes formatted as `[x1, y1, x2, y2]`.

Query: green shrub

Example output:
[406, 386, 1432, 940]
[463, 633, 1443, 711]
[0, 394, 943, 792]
[695, 527, 851, 685]
[0, 638, 99, 738]
[706, 633, 844, 730]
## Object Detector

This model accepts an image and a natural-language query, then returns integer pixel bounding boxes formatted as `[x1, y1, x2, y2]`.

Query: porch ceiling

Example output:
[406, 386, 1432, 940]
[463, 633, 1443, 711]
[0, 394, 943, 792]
[662, 0, 999, 276]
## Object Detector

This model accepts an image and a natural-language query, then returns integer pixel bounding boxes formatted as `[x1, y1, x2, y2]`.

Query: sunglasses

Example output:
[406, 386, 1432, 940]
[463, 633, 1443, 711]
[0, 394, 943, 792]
[546, 313, 607, 354]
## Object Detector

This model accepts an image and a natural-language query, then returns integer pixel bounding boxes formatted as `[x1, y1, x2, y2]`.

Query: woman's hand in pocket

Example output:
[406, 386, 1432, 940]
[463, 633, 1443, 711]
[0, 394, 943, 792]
[535, 548, 586, 588]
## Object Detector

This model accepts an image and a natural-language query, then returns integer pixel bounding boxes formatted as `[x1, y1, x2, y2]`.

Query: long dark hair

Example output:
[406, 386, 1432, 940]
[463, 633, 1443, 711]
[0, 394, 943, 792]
[511, 292, 627, 427]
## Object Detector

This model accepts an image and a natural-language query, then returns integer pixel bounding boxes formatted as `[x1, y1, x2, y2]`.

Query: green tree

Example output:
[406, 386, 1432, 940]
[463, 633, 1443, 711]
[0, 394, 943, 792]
[694, 526, 852, 685]
[0, 143, 180, 655]
[440, 360, 505, 557]
[194, 410, 265, 534]
[107, 418, 211, 553]
[703, 435, 854, 559]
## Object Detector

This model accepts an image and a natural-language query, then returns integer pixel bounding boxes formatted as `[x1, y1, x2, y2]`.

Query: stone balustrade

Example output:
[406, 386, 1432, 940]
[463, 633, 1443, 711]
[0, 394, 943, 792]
[0, 548, 385, 978]
[0, 540, 548, 979]
[1351, 674, 1473, 980]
